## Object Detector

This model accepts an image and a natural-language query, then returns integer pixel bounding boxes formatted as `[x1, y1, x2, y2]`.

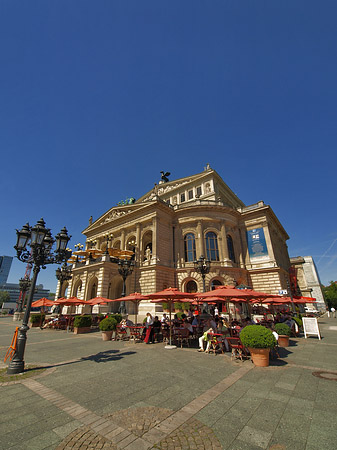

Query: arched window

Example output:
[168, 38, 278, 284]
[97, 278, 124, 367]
[90, 282, 97, 299]
[184, 233, 196, 262]
[211, 279, 222, 290]
[186, 280, 197, 293]
[227, 235, 236, 263]
[205, 232, 219, 261]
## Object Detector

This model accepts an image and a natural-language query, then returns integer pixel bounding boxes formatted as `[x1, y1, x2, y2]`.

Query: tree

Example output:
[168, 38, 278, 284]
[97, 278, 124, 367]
[322, 281, 337, 309]
[0, 290, 10, 307]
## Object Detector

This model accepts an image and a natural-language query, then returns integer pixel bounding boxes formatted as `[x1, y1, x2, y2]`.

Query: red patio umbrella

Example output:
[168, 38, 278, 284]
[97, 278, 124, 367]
[148, 288, 195, 348]
[86, 297, 109, 306]
[54, 297, 86, 305]
[32, 298, 55, 308]
[105, 292, 150, 325]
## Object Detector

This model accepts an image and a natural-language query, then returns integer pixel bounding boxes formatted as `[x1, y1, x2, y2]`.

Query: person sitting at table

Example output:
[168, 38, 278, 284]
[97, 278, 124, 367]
[182, 319, 193, 336]
[198, 327, 214, 352]
[42, 315, 63, 329]
[152, 316, 162, 342]
[192, 315, 199, 326]
[161, 313, 169, 323]
[172, 314, 181, 326]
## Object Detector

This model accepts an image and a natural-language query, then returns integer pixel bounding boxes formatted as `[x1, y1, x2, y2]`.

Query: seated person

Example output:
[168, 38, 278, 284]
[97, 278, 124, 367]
[198, 327, 214, 352]
[182, 319, 193, 335]
[161, 313, 169, 323]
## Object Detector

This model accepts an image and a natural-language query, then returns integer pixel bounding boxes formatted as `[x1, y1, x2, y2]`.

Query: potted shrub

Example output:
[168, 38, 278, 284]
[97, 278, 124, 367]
[99, 317, 117, 341]
[30, 313, 45, 328]
[240, 325, 276, 367]
[73, 315, 92, 334]
[274, 323, 291, 347]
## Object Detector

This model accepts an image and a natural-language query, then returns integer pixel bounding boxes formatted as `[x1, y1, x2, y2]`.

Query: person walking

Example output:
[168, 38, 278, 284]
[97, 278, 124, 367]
[331, 307, 336, 318]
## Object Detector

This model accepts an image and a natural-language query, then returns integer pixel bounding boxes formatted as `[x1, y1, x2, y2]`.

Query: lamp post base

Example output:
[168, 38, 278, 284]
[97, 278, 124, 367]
[7, 359, 25, 375]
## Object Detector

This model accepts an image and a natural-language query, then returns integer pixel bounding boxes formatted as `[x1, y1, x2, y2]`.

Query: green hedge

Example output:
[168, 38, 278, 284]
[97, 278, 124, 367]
[73, 315, 92, 328]
[274, 323, 292, 336]
[293, 317, 303, 328]
[109, 313, 122, 324]
[240, 325, 276, 349]
[30, 313, 45, 324]
[99, 317, 117, 331]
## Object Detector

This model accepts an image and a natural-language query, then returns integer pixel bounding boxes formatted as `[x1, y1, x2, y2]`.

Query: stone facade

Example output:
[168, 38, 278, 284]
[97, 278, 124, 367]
[57, 166, 293, 317]
[290, 256, 326, 311]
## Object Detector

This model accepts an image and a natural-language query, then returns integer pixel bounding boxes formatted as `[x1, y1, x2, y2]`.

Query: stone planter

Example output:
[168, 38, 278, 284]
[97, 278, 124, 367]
[73, 327, 91, 334]
[278, 335, 289, 347]
[101, 331, 113, 341]
[248, 347, 270, 367]
[31, 322, 42, 328]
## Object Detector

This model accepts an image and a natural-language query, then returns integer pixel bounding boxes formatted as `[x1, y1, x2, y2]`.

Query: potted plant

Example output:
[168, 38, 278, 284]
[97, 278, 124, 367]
[99, 317, 117, 341]
[30, 313, 45, 328]
[240, 325, 276, 367]
[274, 323, 291, 347]
[73, 315, 92, 334]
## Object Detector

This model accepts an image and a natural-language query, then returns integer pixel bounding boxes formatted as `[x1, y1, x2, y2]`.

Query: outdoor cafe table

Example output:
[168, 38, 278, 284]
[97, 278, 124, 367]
[128, 326, 145, 341]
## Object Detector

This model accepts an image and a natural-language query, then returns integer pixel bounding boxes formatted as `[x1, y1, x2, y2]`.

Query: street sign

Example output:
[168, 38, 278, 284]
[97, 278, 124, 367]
[279, 289, 288, 295]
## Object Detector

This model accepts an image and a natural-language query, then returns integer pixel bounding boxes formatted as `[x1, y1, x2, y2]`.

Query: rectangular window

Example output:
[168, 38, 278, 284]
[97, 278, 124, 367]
[180, 193, 186, 202]
[188, 190, 193, 200]
[196, 186, 202, 197]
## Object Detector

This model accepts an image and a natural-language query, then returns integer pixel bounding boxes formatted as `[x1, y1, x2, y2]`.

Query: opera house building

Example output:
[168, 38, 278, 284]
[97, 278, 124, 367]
[56, 165, 292, 316]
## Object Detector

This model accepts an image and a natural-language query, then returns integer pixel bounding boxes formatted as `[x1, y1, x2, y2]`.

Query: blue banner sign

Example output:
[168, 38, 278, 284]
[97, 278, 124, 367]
[247, 228, 268, 258]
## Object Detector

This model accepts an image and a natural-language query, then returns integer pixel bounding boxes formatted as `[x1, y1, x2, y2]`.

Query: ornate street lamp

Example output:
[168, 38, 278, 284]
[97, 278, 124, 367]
[194, 255, 211, 313]
[7, 218, 71, 375]
[17, 276, 32, 313]
[194, 255, 211, 292]
[55, 261, 72, 298]
[118, 258, 135, 314]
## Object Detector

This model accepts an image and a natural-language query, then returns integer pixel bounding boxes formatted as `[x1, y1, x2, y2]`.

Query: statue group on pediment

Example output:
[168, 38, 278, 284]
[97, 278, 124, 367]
[102, 209, 132, 224]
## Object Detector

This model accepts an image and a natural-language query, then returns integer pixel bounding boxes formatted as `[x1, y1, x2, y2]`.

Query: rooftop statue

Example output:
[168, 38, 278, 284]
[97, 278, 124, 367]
[160, 171, 170, 183]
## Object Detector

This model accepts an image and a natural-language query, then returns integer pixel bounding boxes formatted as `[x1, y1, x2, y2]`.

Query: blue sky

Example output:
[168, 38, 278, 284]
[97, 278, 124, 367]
[1, 1, 336, 292]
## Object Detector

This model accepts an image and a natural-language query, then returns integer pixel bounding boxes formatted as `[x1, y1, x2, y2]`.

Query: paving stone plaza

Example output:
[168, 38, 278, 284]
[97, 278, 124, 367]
[0, 315, 337, 450]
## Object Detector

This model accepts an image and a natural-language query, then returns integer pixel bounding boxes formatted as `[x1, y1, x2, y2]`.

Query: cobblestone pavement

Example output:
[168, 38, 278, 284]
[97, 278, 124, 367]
[1, 315, 337, 449]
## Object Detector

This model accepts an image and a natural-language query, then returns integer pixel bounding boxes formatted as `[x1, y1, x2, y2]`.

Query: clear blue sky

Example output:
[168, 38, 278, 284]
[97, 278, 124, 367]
[1, 1, 336, 292]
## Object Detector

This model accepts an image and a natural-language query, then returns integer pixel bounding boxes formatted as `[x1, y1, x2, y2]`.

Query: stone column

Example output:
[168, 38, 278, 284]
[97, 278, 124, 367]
[263, 224, 275, 263]
[196, 221, 204, 258]
[136, 224, 141, 263]
[152, 217, 157, 263]
[220, 222, 230, 265]
[121, 230, 125, 250]
[97, 266, 109, 297]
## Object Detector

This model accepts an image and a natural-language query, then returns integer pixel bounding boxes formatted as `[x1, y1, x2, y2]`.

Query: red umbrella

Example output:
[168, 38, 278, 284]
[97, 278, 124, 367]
[293, 296, 316, 303]
[148, 288, 195, 348]
[32, 298, 55, 308]
[86, 297, 109, 305]
[106, 292, 150, 324]
[54, 297, 86, 305]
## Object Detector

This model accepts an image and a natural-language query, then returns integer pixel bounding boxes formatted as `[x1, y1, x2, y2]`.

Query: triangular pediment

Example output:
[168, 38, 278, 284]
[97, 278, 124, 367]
[82, 203, 153, 233]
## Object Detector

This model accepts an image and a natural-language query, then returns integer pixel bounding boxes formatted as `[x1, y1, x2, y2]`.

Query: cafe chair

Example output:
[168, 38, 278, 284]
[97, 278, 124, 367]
[227, 337, 249, 361]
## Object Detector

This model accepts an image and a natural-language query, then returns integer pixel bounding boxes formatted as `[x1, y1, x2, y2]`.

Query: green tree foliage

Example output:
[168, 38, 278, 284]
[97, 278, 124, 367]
[0, 291, 10, 307]
[322, 281, 337, 309]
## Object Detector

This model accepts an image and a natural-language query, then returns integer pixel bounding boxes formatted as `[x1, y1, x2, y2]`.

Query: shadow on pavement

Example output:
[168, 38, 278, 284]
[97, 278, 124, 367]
[81, 350, 137, 363]
[41, 349, 137, 369]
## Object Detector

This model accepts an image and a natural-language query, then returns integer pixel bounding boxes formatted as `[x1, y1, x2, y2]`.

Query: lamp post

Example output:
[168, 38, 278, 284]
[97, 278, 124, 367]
[7, 218, 71, 375]
[104, 234, 112, 255]
[118, 258, 135, 315]
[55, 261, 72, 298]
[194, 255, 211, 312]
[17, 276, 32, 313]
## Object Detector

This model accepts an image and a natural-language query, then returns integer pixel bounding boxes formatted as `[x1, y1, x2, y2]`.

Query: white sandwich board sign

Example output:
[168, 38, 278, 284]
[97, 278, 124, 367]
[302, 317, 321, 340]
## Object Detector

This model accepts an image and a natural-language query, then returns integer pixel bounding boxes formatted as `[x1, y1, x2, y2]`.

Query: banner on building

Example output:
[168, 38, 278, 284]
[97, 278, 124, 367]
[247, 228, 268, 259]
